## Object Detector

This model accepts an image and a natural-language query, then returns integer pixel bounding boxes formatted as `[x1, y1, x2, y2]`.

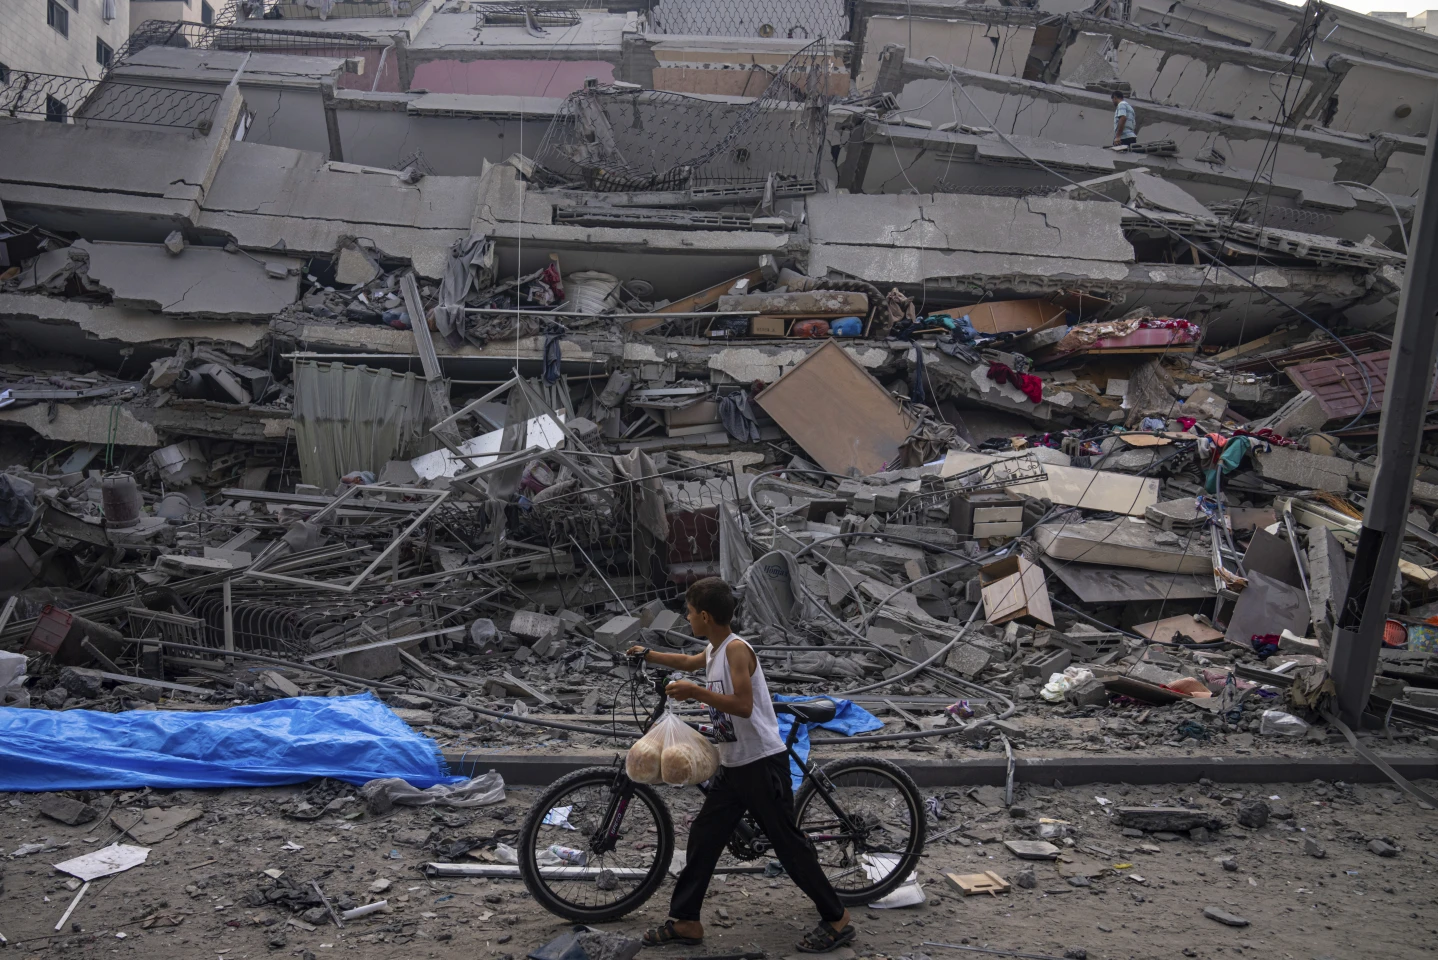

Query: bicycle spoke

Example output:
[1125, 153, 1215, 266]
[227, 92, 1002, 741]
[527, 781, 665, 914]
[797, 764, 921, 898]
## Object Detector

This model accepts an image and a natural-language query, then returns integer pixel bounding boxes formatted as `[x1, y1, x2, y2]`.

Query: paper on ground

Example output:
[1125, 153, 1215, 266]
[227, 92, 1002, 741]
[54, 844, 149, 881]
[863, 853, 925, 908]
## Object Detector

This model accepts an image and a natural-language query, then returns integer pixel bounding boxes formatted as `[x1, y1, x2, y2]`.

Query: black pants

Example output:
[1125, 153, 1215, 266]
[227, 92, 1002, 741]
[669, 751, 845, 924]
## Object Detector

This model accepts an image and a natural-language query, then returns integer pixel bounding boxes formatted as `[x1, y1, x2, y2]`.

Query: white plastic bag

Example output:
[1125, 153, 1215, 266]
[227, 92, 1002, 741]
[626, 711, 719, 786]
[1259, 709, 1309, 737]
[1040, 666, 1094, 703]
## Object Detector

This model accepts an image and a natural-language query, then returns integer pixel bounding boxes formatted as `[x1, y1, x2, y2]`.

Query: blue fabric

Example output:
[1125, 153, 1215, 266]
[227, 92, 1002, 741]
[772, 695, 884, 790]
[831, 316, 863, 337]
[0, 693, 462, 792]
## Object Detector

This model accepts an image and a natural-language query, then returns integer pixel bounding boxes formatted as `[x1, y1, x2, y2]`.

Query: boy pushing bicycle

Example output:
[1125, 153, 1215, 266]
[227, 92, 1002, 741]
[627, 577, 856, 952]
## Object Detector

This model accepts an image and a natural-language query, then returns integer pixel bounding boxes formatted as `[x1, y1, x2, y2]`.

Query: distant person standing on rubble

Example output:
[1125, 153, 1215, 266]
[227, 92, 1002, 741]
[626, 577, 854, 953]
[1112, 90, 1137, 147]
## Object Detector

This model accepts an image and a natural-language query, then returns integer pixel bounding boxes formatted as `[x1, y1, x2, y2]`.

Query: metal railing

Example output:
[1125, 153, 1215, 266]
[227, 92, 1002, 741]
[0, 70, 222, 130]
[112, 19, 383, 73]
[214, 0, 424, 22]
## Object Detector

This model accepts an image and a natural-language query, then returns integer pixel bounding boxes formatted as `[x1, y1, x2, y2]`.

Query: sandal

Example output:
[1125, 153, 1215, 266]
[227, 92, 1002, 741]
[796, 920, 857, 953]
[641, 920, 703, 948]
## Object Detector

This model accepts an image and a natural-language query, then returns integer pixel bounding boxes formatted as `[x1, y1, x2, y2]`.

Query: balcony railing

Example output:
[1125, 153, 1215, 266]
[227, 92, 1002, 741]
[0, 70, 222, 131]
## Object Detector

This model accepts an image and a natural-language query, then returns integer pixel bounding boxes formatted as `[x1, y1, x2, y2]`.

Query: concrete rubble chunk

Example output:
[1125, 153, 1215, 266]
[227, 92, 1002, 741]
[510, 611, 564, 643]
[594, 616, 641, 652]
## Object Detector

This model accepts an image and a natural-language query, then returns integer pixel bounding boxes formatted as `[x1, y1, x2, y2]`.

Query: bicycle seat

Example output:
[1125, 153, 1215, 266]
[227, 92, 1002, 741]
[775, 698, 838, 724]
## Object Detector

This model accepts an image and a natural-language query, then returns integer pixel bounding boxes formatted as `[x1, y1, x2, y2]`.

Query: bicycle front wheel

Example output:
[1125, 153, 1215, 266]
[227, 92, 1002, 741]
[793, 757, 926, 905]
[518, 765, 675, 923]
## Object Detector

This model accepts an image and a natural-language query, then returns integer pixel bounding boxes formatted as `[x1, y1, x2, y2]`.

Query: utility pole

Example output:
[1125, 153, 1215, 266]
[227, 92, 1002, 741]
[1329, 108, 1438, 727]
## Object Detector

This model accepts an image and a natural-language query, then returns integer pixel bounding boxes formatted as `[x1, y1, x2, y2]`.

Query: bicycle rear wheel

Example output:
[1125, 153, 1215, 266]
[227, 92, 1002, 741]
[793, 757, 925, 905]
[518, 765, 675, 923]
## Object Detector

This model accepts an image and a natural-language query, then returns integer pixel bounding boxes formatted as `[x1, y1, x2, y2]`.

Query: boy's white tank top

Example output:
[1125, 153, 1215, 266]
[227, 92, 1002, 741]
[705, 633, 787, 768]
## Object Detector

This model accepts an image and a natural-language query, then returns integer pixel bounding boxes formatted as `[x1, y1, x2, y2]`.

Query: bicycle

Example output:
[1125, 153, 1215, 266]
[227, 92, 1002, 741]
[517, 653, 926, 923]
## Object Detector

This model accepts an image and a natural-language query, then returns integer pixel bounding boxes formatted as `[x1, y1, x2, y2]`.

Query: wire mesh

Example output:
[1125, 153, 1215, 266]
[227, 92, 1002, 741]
[213, 0, 423, 23]
[533, 40, 844, 191]
[0, 70, 222, 130]
[646, 0, 850, 39]
[473, 3, 582, 27]
[113, 19, 382, 72]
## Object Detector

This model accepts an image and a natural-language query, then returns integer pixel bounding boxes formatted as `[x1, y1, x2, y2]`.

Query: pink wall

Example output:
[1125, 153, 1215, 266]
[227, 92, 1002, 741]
[337, 47, 403, 93]
[409, 59, 614, 96]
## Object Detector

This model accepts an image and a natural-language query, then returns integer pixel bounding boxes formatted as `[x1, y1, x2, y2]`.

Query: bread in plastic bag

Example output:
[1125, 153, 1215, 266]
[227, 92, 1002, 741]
[625, 735, 663, 783]
[626, 711, 718, 786]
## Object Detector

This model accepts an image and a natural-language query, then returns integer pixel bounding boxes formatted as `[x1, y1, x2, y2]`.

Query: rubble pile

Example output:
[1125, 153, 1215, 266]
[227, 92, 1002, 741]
[4, 242, 1438, 764]
[2, 0, 1437, 815]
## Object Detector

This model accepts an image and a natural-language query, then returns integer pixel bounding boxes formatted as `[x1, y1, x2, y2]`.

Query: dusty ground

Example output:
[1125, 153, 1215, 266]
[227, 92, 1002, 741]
[4, 772, 1438, 960]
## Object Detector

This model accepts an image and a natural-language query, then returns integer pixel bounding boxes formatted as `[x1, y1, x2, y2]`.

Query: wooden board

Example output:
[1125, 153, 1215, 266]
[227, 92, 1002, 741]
[931, 299, 1066, 335]
[623, 268, 764, 332]
[755, 341, 916, 477]
[1285, 349, 1438, 421]
[1132, 614, 1225, 644]
[945, 871, 1010, 896]
[940, 452, 1160, 517]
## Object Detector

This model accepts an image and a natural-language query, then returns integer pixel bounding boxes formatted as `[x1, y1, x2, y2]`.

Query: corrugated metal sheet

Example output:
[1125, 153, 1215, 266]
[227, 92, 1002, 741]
[292, 361, 440, 489]
[1285, 349, 1438, 421]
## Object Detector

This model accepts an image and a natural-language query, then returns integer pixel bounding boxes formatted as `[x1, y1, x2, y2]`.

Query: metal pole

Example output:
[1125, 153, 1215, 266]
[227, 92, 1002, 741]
[1330, 108, 1438, 727]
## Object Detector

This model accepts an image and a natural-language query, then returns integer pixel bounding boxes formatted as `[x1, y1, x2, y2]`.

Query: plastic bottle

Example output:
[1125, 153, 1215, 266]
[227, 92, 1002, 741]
[549, 845, 588, 866]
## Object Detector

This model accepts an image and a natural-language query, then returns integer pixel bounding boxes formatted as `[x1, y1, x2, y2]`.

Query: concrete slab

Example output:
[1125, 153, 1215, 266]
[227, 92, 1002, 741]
[76, 240, 302, 319]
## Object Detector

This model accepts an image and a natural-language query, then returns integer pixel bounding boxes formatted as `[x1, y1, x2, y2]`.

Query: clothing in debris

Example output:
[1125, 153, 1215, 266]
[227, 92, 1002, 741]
[986, 361, 1044, 404]
[719, 389, 763, 443]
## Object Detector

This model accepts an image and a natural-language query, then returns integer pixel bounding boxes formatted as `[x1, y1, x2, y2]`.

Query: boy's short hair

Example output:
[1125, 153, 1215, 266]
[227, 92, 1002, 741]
[686, 577, 736, 625]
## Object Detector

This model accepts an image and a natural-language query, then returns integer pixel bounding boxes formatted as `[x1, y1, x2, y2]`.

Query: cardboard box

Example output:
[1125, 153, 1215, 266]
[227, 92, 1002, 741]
[979, 555, 1054, 626]
[750, 316, 788, 337]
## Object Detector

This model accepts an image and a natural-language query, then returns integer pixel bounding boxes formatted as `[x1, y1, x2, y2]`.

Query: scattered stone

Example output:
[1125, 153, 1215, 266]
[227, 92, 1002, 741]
[1203, 906, 1250, 927]
[435, 706, 474, 728]
[369, 878, 391, 894]
[1304, 838, 1326, 859]
[1369, 839, 1400, 858]
[42, 686, 69, 709]
[1015, 866, 1036, 889]
[1236, 800, 1270, 829]
[1221, 858, 1238, 872]
[39, 796, 98, 826]
[1064, 950, 1088, 960]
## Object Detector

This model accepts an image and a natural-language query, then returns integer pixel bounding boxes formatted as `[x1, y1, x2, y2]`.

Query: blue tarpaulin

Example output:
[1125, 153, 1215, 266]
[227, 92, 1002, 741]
[0, 694, 463, 792]
[773, 695, 884, 790]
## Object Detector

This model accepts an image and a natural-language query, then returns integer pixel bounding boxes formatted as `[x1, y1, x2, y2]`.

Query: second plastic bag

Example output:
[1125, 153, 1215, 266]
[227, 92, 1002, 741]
[625, 711, 719, 787]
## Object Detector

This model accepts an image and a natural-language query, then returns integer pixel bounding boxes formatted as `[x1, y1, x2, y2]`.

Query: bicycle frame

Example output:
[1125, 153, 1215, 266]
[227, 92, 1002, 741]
[590, 657, 859, 858]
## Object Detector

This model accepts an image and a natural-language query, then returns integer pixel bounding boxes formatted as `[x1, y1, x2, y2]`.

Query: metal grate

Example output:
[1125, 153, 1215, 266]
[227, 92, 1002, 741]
[473, 3, 581, 27]
[214, 0, 423, 21]
[646, 0, 849, 39]
[0, 70, 222, 130]
[113, 19, 382, 73]
[533, 40, 844, 191]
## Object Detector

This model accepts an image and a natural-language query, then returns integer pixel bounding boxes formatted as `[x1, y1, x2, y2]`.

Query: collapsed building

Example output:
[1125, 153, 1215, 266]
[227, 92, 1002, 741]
[3, 0, 1438, 802]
